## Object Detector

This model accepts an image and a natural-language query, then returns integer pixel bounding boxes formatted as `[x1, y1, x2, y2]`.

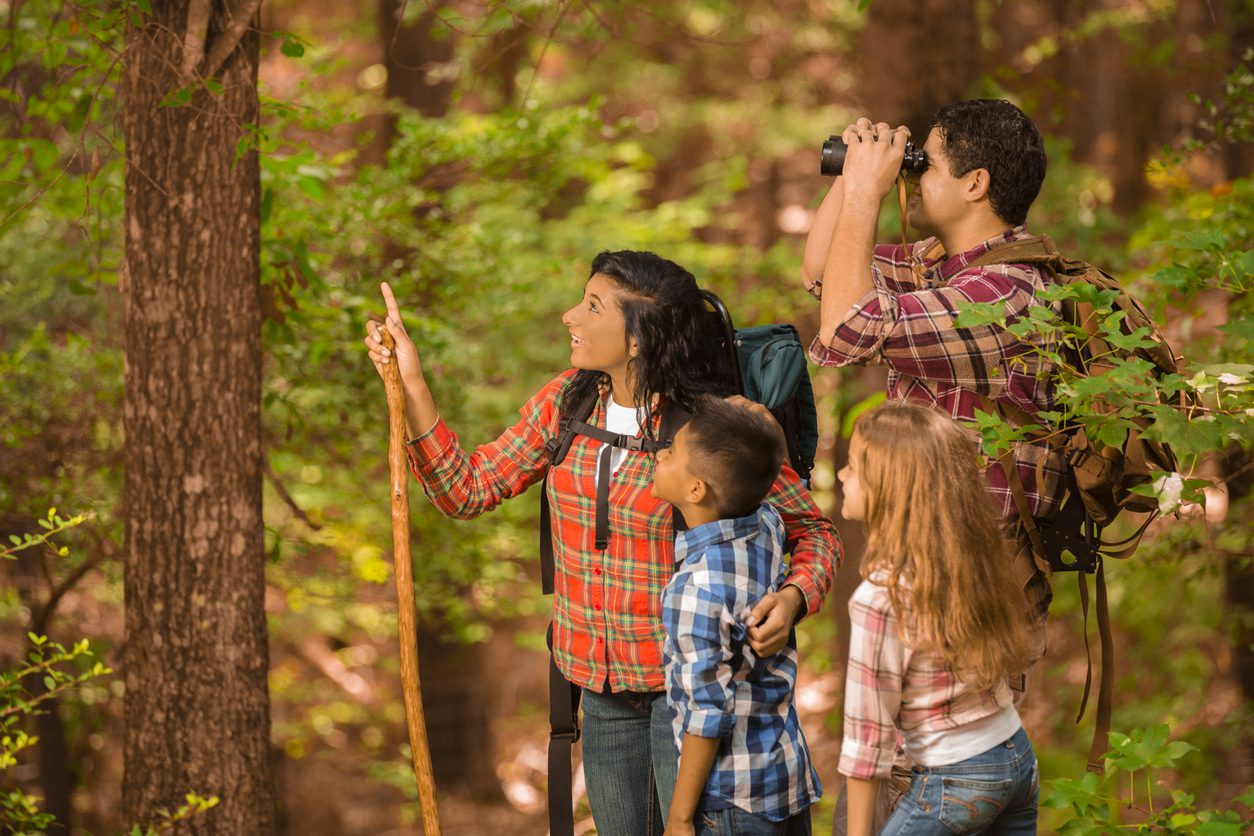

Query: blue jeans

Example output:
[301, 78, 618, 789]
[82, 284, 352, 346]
[697, 806, 812, 835]
[880, 727, 1038, 835]
[581, 689, 677, 836]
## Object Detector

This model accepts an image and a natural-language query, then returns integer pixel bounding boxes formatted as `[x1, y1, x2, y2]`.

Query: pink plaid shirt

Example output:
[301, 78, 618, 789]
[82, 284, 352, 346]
[809, 226, 1066, 519]
[838, 579, 1015, 780]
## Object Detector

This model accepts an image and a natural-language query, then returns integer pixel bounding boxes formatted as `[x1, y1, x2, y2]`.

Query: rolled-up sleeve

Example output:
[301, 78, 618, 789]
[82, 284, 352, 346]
[838, 582, 907, 780]
[670, 586, 738, 739]
[810, 257, 1046, 397]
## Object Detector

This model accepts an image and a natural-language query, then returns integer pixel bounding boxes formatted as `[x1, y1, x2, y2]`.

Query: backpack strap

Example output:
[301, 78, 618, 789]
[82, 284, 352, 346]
[540, 387, 600, 595]
[962, 233, 1064, 271]
[566, 418, 668, 549]
[545, 622, 582, 834]
[1074, 561, 1116, 774]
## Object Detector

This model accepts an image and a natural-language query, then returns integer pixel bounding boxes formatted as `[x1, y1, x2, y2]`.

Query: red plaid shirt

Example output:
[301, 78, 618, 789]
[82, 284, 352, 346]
[809, 226, 1065, 519]
[407, 370, 840, 692]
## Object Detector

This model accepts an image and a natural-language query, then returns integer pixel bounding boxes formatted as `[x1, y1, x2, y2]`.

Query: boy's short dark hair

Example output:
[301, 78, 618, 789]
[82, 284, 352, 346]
[685, 395, 787, 519]
[930, 99, 1047, 227]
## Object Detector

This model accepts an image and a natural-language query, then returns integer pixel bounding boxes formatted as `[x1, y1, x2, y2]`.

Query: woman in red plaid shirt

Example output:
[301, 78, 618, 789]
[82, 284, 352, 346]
[365, 250, 839, 836]
[837, 403, 1038, 836]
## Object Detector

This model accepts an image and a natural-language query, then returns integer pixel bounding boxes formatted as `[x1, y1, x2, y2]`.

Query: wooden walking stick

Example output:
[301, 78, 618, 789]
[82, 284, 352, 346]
[379, 326, 442, 834]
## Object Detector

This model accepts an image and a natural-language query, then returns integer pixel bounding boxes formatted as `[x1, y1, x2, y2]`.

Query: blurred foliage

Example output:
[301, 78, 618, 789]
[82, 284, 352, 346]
[0, 0, 1250, 831]
[1044, 726, 1253, 834]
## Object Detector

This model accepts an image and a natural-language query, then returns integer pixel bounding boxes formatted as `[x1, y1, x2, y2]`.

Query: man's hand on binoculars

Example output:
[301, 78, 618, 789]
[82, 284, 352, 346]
[839, 117, 912, 204]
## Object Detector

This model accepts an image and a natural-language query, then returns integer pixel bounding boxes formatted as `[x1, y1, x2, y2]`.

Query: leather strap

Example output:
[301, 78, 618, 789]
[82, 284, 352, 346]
[1075, 569, 1094, 726]
[546, 623, 581, 835]
[1089, 559, 1114, 774]
[999, 451, 1047, 561]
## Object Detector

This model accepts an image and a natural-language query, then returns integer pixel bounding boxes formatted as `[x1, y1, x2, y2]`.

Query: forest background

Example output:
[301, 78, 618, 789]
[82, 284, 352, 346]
[1, 0, 1251, 833]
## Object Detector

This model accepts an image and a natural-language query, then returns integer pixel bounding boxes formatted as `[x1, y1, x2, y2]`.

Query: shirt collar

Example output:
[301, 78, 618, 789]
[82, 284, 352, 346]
[931, 225, 1030, 282]
[673, 505, 772, 564]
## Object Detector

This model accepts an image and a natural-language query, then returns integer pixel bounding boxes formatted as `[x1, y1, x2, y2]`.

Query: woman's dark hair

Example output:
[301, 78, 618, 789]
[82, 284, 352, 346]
[929, 99, 1046, 227]
[560, 250, 736, 436]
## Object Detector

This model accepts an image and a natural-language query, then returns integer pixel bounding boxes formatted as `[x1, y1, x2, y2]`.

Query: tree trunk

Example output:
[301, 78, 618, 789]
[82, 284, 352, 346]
[121, 1, 274, 832]
[858, 0, 982, 133]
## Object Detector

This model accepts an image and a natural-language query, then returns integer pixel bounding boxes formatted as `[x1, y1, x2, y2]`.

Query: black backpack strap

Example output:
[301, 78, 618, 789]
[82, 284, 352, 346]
[540, 388, 600, 595]
[546, 623, 582, 834]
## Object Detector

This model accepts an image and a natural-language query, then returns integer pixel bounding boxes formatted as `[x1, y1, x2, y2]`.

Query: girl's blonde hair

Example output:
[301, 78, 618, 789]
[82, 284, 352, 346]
[852, 402, 1033, 690]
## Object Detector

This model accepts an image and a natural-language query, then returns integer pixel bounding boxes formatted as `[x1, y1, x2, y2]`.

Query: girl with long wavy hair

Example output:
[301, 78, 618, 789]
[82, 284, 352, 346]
[364, 250, 838, 836]
[837, 402, 1038, 836]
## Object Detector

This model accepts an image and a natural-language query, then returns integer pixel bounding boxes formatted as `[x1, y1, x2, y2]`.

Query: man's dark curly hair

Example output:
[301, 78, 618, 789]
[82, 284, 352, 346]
[559, 251, 736, 437]
[930, 99, 1046, 227]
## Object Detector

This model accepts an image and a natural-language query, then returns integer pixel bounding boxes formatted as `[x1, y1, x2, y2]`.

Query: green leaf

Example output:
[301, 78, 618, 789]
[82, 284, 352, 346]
[841, 392, 885, 437]
[953, 301, 1006, 329]
[159, 85, 193, 108]
[1171, 228, 1224, 251]
[280, 38, 305, 58]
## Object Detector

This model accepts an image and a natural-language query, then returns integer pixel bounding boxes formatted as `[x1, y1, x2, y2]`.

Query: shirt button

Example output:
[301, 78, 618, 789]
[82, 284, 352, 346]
[595, 604, 602, 611]
[594, 568, 601, 575]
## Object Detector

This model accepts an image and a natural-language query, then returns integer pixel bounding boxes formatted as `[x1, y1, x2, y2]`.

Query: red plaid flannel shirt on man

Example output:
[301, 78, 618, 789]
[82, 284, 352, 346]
[407, 370, 840, 692]
[838, 579, 1016, 781]
[809, 226, 1066, 519]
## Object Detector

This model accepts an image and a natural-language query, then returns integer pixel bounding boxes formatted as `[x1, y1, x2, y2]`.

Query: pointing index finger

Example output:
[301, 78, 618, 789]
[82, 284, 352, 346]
[380, 282, 402, 324]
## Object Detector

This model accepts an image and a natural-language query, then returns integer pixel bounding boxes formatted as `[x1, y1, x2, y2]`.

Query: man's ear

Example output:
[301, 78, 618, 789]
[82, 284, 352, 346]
[965, 168, 991, 203]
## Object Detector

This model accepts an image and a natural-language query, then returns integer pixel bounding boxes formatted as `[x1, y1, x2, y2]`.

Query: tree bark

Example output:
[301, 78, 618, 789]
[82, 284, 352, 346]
[858, 0, 982, 133]
[121, 0, 275, 831]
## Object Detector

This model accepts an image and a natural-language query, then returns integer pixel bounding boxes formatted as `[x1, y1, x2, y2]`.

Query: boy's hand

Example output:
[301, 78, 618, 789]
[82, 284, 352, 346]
[746, 585, 804, 656]
[665, 815, 697, 836]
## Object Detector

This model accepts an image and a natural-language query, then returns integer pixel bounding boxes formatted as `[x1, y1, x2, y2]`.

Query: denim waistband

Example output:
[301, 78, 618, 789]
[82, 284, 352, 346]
[911, 726, 1034, 776]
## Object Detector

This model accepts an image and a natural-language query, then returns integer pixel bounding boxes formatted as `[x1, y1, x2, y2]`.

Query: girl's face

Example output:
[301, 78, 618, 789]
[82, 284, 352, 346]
[562, 273, 637, 381]
[837, 436, 867, 521]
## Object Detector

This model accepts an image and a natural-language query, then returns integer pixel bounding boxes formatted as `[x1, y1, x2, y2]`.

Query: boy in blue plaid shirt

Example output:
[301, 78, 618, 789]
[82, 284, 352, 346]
[653, 395, 821, 836]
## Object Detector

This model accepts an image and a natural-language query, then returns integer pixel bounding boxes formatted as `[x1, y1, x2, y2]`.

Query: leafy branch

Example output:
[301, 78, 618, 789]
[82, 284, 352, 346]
[1043, 725, 1254, 834]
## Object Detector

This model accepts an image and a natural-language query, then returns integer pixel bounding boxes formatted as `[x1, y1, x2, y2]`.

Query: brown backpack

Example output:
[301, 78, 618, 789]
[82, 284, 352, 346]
[966, 233, 1187, 566]
[966, 233, 1191, 773]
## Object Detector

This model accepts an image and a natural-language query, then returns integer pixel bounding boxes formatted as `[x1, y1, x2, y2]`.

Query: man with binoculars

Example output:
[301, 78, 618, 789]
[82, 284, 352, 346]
[802, 96, 1061, 835]
[802, 97, 1061, 676]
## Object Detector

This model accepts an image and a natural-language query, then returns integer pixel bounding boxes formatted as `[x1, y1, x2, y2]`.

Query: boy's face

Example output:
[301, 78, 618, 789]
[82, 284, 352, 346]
[651, 424, 698, 506]
[907, 127, 974, 237]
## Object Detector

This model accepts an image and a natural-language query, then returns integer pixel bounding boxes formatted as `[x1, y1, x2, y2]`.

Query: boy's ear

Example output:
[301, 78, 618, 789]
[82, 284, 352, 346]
[688, 477, 711, 506]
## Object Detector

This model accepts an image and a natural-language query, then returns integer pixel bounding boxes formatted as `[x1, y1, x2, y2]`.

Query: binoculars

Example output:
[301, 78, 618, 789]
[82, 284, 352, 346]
[820, 136, 927, 177]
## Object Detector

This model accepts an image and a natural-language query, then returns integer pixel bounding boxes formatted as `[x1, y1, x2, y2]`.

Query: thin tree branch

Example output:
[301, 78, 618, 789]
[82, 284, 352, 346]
[264, 457, 323, 530]
[180, 0, 212, 80]
[33, 551, 109, 637]
[201, 0, 264, 81]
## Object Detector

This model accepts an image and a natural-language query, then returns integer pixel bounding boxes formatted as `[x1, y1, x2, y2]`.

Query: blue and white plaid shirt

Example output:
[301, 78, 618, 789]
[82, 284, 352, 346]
[662, 504, 821, 822]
